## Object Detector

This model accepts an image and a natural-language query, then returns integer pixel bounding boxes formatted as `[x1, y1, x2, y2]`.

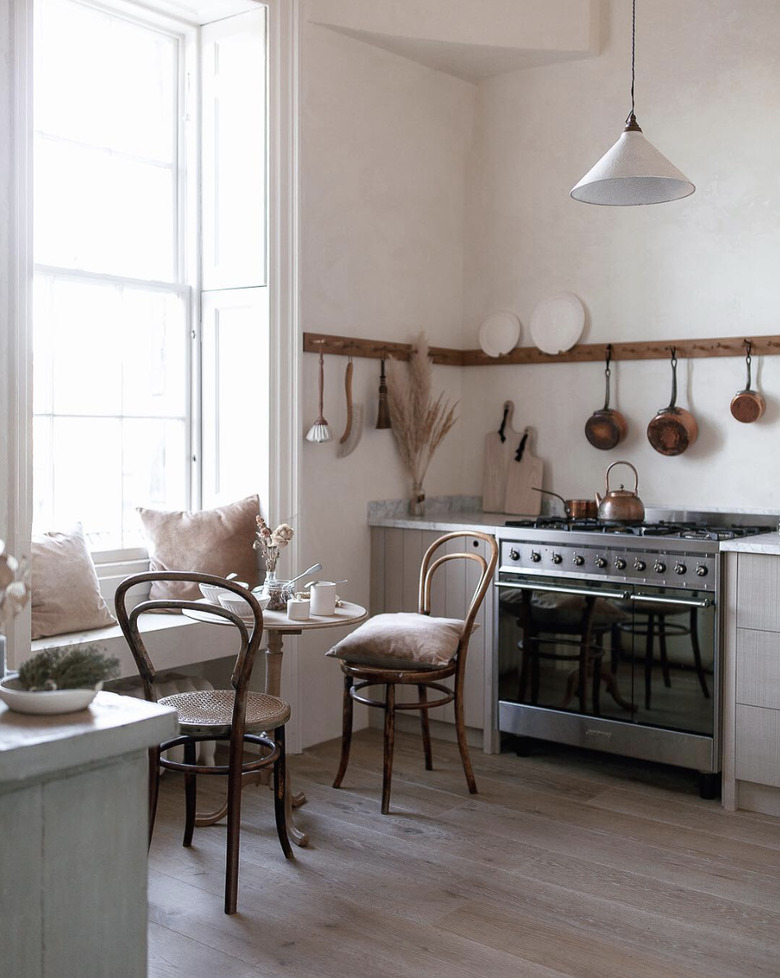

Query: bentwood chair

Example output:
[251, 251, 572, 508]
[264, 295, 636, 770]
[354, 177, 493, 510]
[327, 531, 498, 814]
[115, 571, 293, 915]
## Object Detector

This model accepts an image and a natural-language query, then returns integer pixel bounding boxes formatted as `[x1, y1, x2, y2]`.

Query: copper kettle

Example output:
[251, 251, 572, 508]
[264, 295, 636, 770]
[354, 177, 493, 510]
[594, 460, 645, 524]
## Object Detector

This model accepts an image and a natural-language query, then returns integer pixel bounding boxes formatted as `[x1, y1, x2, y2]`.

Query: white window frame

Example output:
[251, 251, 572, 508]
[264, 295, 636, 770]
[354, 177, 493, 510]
[0, 0, 301, 684]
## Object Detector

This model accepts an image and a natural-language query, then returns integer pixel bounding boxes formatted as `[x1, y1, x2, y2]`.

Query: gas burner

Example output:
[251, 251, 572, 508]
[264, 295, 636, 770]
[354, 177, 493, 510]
[504, 517, 773, 541]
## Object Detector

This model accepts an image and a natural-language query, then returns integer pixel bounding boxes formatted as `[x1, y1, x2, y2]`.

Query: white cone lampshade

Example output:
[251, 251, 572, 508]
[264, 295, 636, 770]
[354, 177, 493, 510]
[571, 118, 695, 206]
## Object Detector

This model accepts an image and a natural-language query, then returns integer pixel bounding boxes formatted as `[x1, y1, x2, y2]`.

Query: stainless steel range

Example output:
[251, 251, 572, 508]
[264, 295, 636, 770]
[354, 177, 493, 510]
[496, 510, 775, 797]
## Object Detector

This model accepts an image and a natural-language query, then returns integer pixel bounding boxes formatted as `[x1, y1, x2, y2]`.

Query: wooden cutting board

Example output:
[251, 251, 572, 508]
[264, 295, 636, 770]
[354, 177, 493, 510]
[504, 429, 543, 516]
[482, 401, 515, 512]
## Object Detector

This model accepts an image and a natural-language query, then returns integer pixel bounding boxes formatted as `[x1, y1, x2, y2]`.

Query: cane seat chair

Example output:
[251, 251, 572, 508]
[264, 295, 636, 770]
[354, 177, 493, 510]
[115, 571, 293, 915]
[327, 531, 498, 814]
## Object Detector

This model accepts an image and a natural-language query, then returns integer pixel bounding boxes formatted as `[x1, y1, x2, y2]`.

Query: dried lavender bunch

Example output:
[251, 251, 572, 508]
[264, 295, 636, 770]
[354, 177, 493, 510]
[18, 645, 119, 691]
[385, 333, 458, 488]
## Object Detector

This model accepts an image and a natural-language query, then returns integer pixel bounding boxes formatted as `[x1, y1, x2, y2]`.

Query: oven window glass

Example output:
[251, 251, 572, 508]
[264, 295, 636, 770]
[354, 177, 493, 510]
[498, 579, 715, 735]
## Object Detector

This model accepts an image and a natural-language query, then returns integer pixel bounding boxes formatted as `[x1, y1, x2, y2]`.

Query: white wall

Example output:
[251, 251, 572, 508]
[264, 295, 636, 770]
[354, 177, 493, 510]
[461, 0, 780, 512]
[296, 8, 475, 746]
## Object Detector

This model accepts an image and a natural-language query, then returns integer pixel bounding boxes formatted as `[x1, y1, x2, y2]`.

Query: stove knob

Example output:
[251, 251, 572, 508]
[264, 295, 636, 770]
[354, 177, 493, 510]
[594, 556, 607, 568]
[654, 560, 666, 574]
[552, 553, 563, 564]
[633, 559, 646, 572]
[696, 564, 708, 577]
[509, 549, 520, 561]
[573, 554, 585, 566]
[614, 558, 627, 570]
[674, 562, 687, 575]
[530, 551, 542, 563]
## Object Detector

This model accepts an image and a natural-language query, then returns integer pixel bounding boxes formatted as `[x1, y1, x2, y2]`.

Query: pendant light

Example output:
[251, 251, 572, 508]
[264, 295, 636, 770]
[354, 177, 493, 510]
[570, 0, 694, 206]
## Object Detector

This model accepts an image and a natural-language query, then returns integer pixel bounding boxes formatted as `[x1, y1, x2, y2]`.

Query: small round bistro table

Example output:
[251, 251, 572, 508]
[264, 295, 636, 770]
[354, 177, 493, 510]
[185, 599, 367, 846]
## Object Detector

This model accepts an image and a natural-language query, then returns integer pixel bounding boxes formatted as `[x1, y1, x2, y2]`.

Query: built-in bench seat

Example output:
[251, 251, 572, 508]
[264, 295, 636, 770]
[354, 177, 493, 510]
[31, 549, 237, 679]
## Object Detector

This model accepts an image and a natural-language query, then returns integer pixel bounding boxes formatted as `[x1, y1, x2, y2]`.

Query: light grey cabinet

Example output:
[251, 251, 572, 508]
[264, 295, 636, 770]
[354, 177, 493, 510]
[723, 552, 780, 815]
[370, 526, 497, 753]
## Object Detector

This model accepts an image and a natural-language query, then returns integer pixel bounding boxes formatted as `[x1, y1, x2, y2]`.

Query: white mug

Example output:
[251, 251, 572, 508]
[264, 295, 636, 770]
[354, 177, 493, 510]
[310, 582, 337, 616]
[286, 597, 310, 621]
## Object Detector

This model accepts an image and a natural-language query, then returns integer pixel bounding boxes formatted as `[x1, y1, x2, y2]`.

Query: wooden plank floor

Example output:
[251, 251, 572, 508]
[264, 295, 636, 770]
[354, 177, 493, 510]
[148, 730, 780, 978]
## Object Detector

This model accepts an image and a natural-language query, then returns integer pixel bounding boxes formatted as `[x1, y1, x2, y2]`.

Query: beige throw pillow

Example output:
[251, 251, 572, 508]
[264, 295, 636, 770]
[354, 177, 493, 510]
[137, 494, 261, 602]
[326, 612, 465, 670]
[31, 524, 116, 640]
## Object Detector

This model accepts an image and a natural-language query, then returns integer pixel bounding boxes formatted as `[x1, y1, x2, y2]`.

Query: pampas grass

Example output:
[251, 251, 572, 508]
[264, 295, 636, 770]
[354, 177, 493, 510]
[386, 333, 458, 497]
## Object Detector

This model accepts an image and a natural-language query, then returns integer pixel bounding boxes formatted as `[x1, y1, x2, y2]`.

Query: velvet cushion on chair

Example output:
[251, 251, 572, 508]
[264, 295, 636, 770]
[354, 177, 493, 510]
[326, 612, 465, 670]
[31, 524, 116, 639]
[137, 494, 261, 602]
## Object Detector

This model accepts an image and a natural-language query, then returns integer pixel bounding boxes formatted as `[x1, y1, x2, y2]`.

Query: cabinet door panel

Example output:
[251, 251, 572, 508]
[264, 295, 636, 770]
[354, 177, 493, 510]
[735, 704, 780, 787]
[736, 627, 780, 709]
[736, 554, 780, 631]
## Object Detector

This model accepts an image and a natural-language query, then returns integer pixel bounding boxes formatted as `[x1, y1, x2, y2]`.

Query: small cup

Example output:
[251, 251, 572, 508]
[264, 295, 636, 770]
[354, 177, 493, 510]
[286, 597, 310, 621]
[310, 582, 337, 616]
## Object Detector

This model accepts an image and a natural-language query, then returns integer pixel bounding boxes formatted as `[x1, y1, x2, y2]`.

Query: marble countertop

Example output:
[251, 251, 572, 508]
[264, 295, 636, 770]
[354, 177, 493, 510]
[721, 533, 780, 555]
[0, 691, 177, 787]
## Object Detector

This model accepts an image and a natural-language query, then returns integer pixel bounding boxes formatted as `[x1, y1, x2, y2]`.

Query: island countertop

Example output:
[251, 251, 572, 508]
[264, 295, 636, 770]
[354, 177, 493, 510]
[0, 690, 177, 786]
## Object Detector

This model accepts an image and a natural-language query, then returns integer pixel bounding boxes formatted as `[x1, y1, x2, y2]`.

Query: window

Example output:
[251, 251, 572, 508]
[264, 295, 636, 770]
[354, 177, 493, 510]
[32, 0, 268, 552]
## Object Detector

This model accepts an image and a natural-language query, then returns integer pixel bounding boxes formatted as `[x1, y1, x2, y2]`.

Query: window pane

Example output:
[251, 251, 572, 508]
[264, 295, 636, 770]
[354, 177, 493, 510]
[32, 0, 190, 550]
[34, 139, 175, 279]
[35, 0, 176, 162]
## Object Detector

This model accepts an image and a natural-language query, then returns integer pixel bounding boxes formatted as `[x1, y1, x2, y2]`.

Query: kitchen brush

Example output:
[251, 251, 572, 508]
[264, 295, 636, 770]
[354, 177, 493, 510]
[305, 348, 332, 443]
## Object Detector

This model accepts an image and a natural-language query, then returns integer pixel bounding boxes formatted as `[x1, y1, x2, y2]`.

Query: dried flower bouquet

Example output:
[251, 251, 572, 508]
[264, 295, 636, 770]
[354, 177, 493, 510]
[386, 333, 458, 515]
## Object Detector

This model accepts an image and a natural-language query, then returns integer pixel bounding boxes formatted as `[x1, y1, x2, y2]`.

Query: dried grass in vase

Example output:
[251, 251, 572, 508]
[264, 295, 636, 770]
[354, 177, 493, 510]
[386, 333, 458, 515]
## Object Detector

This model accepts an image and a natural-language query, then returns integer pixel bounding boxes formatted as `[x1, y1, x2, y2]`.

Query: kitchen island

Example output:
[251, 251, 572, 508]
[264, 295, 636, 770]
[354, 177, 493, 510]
[0, 691, 177, 978]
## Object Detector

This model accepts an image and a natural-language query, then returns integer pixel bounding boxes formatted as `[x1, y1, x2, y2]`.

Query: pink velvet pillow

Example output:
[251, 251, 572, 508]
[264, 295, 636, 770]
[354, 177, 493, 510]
[137, 495, 261, 602]
[326, 613, 465, 670]
[31, 524, 116, 639]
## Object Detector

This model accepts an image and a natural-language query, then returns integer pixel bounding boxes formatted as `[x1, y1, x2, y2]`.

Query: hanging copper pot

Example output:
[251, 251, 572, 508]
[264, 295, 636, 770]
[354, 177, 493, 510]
[647, 348, 698, 456]
[585, 345, 628, 450]
[730, 340, 765, 424]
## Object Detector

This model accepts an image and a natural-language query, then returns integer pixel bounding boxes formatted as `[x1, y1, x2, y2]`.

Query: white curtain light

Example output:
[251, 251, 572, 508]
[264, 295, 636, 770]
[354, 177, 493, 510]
[571, 1, 694, 206]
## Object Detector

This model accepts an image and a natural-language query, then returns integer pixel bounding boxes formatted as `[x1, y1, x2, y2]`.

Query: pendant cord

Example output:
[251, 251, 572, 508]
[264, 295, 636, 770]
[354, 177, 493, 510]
[630, 0, 636, 118]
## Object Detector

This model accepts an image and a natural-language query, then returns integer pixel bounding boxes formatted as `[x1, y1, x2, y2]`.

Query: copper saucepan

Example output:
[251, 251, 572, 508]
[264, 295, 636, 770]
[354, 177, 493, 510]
[585, 345, 628, 450]
[533, 488, 597, 520]
[647, 348, 698, 456]
[730, 341, 765, 424]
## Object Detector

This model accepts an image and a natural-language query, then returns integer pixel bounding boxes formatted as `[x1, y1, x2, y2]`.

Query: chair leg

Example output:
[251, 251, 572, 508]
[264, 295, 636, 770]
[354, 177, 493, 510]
[454, 681, 477, 795]
[690, 608, 710, 698]
[644, 614, 655, 710]
[224, 735, 244, 915]
[182, 740, 197, 848]
[381, 684, 396, 815]
[273, 726, 294, 861]
[418, 684, 433, 770]
[332, 673, 354, 789]
[147, 745, 161, 849]
[659, 617, 672, 688]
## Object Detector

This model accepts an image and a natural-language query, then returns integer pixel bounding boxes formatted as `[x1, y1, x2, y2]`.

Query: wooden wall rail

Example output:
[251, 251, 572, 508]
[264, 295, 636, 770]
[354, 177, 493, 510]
[303, 331, 780, 366]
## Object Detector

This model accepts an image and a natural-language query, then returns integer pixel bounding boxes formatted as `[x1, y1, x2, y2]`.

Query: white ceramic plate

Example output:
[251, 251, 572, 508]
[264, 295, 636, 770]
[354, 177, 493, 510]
[478, 312, 521, 358]
[529, 293, 585, 355]
[0, 676, 99, 715]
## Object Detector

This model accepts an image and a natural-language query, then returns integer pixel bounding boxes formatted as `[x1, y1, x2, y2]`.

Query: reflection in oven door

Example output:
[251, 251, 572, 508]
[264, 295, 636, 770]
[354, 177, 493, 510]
[497, 577, 715, 737]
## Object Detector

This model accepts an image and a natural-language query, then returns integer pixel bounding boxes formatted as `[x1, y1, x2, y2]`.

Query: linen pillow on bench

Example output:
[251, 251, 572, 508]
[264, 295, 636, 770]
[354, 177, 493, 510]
[137, 494, 261, 602]
[31, 524, 116, 640]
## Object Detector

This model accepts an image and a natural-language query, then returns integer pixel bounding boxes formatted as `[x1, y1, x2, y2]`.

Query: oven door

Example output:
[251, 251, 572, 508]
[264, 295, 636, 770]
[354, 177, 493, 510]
[496, 575, 716, 737]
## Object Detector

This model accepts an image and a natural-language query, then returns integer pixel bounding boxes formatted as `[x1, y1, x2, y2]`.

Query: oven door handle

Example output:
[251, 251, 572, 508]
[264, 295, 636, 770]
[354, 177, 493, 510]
[495, 581, 631, 601]
[630, 593, 713, 609]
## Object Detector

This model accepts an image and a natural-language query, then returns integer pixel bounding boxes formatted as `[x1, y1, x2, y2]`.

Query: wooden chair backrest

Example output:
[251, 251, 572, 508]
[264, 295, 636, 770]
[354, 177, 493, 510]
[114, 572, 265, 711]
[418, 531, 499, 659]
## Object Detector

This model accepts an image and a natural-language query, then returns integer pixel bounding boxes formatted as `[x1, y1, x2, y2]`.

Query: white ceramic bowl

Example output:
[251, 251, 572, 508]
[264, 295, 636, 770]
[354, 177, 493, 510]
[218, 592, 269, 618]
[199, 581, 247, 604]
[0, 676, 100, 715]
